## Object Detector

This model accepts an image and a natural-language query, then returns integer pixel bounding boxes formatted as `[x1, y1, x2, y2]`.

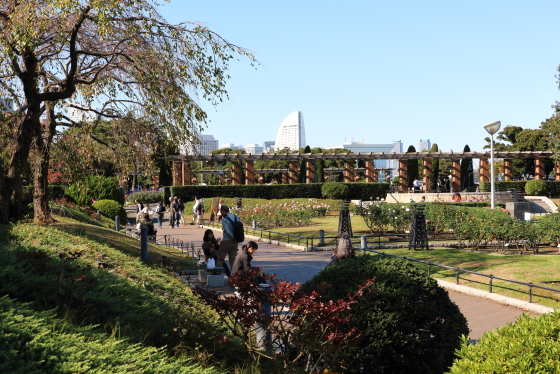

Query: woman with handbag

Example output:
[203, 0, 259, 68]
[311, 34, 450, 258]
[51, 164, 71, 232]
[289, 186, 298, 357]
[201, 229, 229, 276]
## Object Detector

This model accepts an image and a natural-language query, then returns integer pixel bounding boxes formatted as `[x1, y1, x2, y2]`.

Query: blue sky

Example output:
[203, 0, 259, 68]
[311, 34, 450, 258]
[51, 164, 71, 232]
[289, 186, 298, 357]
[158, 0, 560, 152]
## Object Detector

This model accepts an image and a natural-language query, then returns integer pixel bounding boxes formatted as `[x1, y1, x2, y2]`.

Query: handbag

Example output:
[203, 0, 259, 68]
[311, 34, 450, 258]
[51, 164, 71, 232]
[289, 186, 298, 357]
[207, 258, 216, 269]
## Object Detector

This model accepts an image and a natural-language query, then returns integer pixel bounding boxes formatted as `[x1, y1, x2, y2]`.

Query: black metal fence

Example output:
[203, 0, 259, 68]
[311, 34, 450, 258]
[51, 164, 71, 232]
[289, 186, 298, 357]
[364, 248, 560, 304]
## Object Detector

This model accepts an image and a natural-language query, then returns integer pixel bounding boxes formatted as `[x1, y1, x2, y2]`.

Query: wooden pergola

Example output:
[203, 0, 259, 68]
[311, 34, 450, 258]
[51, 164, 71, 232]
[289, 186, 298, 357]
[168, 150, 558, 192]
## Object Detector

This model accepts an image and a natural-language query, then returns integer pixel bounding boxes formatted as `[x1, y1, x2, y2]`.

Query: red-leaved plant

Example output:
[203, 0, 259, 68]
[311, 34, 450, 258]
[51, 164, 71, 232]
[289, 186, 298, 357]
[194, 268, 374, 373]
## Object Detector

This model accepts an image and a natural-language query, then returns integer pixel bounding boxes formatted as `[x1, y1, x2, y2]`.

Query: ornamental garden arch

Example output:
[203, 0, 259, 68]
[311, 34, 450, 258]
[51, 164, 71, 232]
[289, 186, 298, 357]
[168, 151, 558, 192]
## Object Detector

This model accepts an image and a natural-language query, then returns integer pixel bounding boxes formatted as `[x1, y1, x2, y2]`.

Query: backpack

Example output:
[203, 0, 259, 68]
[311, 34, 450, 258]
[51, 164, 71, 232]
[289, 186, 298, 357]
[225, 215, 244, 243]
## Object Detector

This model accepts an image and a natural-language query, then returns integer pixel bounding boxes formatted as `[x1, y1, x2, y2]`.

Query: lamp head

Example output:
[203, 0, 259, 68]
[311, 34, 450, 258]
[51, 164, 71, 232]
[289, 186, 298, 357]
[484, 121, 501, 135]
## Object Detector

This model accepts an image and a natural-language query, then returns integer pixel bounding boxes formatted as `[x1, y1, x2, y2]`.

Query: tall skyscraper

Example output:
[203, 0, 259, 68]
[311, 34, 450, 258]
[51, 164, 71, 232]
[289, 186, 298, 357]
[180, 133, 219, 155]
[263, 140, 275, 152]
[274, 111, 306, 151]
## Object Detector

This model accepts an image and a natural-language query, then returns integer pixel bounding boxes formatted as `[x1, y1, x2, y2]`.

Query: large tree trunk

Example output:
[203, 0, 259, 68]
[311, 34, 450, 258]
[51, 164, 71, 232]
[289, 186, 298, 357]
[0, 115, 35, 222]
[33, 104, 57, 224]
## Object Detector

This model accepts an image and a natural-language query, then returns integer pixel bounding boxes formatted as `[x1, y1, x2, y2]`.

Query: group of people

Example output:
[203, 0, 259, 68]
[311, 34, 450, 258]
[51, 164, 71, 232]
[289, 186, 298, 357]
[201, 203, 258, 277]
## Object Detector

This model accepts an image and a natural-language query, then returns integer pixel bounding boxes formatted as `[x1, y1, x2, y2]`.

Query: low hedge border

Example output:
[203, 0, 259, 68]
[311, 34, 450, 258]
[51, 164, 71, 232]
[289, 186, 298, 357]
[165, 183, 390, 202]
[479, 180, 560, 197]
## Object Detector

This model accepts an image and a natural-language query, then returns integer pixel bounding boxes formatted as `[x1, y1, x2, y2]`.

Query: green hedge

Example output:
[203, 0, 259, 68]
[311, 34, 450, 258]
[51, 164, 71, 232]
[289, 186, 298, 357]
[449, 312, 560, 374]
[22, 185, 66, 203]
[126, 190, 163, 204]
[479, 180, 560, 197]
[92, 199, 127, 222]
[66, 176, 125, 205]
[479, 181, 527, 192]
[167, 183, 390, 202]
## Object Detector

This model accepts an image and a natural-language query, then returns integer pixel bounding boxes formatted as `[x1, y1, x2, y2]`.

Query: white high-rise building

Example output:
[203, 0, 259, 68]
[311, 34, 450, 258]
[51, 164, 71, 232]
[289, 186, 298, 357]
[419, 139, 431, 151]
[180, 133, 219, 155]
[245, 143, 263, 154]
[274, 111, 306, 151]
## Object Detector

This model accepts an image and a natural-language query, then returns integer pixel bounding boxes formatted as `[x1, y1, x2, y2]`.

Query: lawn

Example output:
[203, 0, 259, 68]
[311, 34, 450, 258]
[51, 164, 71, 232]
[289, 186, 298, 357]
[363, 248, 560, 309]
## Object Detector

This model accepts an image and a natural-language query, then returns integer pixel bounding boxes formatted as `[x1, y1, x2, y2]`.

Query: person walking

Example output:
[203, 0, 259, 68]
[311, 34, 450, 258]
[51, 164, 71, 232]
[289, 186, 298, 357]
[191, 196, 200, 225]
[231, 241, 258, 276]
[171, 197, 181, 228]
[178, 198, 185, 225]
[216, 205, 239, 271]
[155, 201, 166, 229]
[196, 198, 205, 226]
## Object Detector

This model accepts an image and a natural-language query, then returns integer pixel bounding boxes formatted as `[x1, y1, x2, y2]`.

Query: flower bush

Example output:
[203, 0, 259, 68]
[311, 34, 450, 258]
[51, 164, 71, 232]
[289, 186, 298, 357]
[355, 202, 412, 234]
[232, 199, 330, 229]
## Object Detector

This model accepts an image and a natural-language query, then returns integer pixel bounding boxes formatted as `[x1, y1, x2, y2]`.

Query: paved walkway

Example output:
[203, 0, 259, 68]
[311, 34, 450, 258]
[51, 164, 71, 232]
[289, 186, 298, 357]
[128, 207, 538, 340]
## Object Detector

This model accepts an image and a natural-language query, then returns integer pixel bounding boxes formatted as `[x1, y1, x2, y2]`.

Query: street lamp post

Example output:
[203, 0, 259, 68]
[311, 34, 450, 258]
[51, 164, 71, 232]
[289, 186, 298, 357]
[484, 121, 501, 209]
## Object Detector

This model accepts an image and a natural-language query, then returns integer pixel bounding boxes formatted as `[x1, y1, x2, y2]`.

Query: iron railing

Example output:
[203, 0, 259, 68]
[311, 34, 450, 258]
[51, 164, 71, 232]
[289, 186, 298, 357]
[364, 248, 560, 304]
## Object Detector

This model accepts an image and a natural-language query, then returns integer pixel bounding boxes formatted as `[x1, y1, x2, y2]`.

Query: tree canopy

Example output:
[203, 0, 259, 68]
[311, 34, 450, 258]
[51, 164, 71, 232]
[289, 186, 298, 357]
[0, 0, 255, 222]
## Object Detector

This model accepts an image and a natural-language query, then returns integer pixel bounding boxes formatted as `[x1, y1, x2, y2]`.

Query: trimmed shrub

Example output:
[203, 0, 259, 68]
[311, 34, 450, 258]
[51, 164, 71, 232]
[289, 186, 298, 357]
[302, 255, 469, 374]
[321, 182, 350, 199]
[126, 190, 163, 204]
[22, 185, 66, 203]
[0, 296, 215, 374]
[66, 176, 124, 205]
[92, 199, 127, 222]
[479, 181, 526, 192]
[449, 312, 560, 374]
[525, 179, 547, 196]
[167, 183, 389, 203]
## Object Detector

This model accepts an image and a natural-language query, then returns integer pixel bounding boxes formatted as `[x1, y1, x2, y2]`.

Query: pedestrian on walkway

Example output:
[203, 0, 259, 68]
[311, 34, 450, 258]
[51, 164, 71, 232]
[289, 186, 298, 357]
[177, 198, 185, 225]
[191, 196, 200, 225]
[201, 229, 230, 276]
[170, 198, 181, 228]
[155, 201, 166, 229]
[231, 241, 258, 276]
[216, 205, 239, 270]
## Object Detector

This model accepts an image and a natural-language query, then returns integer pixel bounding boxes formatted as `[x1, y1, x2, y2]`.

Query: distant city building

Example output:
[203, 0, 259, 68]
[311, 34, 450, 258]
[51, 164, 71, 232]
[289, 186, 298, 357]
[197, 134, 219, 154]
[387, 140, 403, 178]
[275, 111, 306, 151]
[245, 143, 264, 154]
[180, 133, 219, 155]
[419, 139, 431, 151]
[221, 142, 244, 150]
[263, 140, 275, 152]
[325, 141, 396, 182]
[68, 106, 100, 123]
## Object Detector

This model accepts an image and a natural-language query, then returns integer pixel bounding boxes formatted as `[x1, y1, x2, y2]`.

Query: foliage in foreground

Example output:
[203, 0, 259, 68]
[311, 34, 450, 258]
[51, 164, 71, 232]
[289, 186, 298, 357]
[449, 312, 560, 374]
[303, 255, 469, 374]
[194, 268, 373, 373]
[0, 224, 244, 369]
[0, 296, 215, 374]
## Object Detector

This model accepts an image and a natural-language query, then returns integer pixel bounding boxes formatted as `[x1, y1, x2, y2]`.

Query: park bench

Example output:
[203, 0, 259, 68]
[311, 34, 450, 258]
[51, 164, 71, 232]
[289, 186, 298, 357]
[197, 262, 226, 287]
[125, 224, 157, 242]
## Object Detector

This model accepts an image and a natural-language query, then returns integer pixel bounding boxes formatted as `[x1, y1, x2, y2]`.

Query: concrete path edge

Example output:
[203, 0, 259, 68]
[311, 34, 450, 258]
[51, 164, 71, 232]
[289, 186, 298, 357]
[437, 279, 555, 315]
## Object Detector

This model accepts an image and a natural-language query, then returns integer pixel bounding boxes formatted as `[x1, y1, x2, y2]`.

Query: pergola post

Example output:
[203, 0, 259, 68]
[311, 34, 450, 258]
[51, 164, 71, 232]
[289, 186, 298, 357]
[289, 160, 298, 184]
[535, 157, 544, 180]
[305, 159, 315, 184]
[503, 159, 513, 181]
[182, 160, 191, 185]
[365, 159, 375, 182]
[232, 161, 241, 185]
[343, 160, 353, 182]
[245, 160, 255, 185]
[282, 173, 288, 184]
[451, 158, 461, 192]
[398, 159, 408, 192]
[556, 161, 560, 182]
[372, 170, 378, 182]
[173, 161, 182, 186]
[479, 157, 489, 183]
[422, 157, 432, 192]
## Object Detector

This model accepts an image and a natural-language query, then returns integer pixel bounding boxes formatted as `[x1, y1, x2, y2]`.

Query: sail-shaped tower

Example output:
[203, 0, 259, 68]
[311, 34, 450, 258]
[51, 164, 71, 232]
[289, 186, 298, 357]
[274, 111, 306, 151]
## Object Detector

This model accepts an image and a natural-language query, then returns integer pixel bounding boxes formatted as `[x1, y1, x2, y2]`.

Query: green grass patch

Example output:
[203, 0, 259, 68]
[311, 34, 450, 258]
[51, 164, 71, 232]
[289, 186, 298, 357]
[365, 248, 560, 308]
